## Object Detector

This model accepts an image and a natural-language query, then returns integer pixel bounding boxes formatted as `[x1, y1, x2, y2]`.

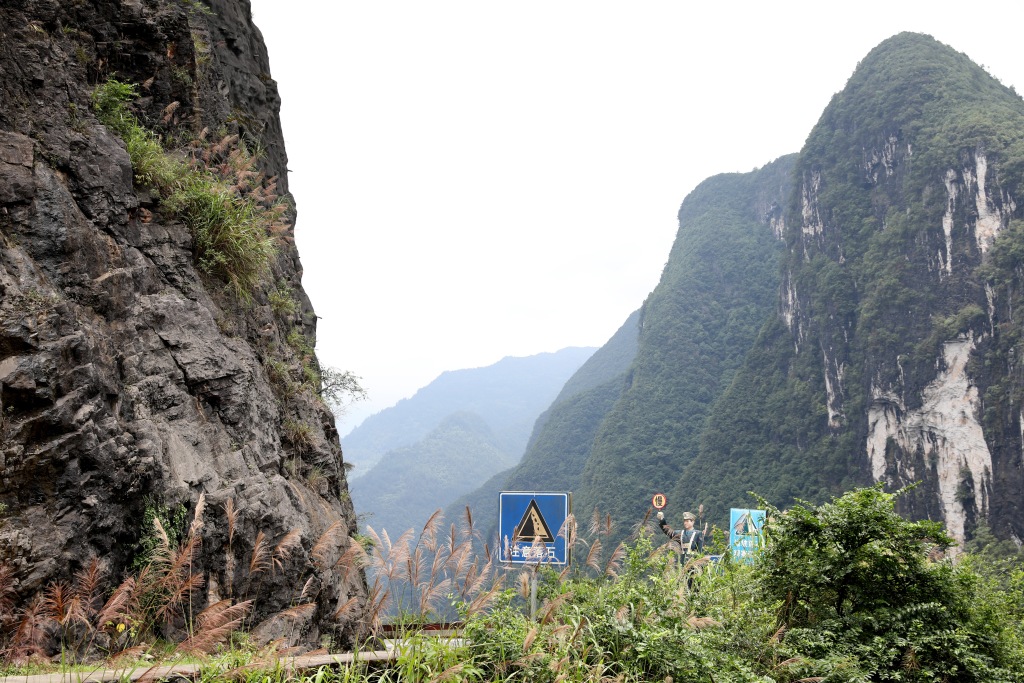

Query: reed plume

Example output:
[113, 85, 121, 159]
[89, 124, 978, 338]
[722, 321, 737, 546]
[298, 576, 317, 603]
[42, 582, 79, 627]
[461, 505, 474, 538]
[72, 558, 104, 620]
[95, 576, 135, 632]
[585, 538, 604, 573]
[248, 530, 270, 576]
[224, 498, 239, 547]
[178, 599, 252, 654]
[188, 492, 206, 540]
[418, 509, 443, 553]
[8, 595, 47, 663]
[333, 542, 364, 586]
[539, 592, 572, 626]
[152, 516, 170, 553]
[271, 528, 302, 574]
[0, 563, 16, 622]
[310, 520, 345, 569]
[332, 596, 360, 620]
[604, 542, 626, 578]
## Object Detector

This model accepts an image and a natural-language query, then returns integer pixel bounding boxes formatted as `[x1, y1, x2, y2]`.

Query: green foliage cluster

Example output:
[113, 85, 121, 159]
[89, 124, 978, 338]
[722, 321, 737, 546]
[4, 486, 1024, 681]
[676, 33, 1024, 526]
[759, 486, 1024, 680]
[572, 156, 795, 541]
[91, 79, 280, 299]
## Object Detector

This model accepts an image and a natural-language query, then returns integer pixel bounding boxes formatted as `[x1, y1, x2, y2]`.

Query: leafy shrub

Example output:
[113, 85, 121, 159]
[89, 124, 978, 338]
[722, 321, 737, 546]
[759, 485, 1023, 681]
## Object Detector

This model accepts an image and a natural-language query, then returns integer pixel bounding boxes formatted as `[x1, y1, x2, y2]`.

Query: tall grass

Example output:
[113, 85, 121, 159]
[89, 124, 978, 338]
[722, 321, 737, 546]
[0, 495, 309, 672]
[91, 79, 284, 299]
[163, 169, 277, 297]
[4, 494, 1023, 682]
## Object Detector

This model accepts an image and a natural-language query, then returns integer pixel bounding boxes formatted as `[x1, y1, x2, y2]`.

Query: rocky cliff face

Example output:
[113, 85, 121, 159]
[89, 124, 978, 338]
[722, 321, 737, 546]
[492, 33, 1024, 553]
[684, 33, 1024, 547]
[0, 0, 366, 647]
[779, 34, 1024, 545]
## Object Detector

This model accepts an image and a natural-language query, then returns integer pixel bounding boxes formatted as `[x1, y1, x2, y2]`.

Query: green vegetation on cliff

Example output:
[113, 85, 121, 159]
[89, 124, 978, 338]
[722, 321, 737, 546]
[574, 156, 795, 539]
[683, 33, 1024, 534]
[93, 78, 282, 298]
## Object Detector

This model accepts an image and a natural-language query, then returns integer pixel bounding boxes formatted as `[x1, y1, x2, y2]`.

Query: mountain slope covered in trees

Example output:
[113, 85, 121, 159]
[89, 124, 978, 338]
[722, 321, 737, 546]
[682, 32, 1024, 546]
[486, 32, 1024, 552]
[573, 157, 795, 531]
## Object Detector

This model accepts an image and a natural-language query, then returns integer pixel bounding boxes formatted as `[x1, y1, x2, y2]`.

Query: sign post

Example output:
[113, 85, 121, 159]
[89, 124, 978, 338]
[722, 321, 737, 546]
[498, 491, 571, 621]
[498, 491, 571, 565]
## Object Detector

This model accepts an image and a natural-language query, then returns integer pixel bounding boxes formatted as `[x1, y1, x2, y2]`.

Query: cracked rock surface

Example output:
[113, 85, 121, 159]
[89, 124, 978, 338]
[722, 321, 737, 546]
[0, 0, 366, 648]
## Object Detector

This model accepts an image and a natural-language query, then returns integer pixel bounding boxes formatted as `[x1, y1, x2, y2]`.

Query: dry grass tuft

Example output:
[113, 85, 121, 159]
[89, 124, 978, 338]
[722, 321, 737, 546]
[249, 530, 270, 576]
[179, 599, 252, 654]
[272, 528, 303, 574]
[311, 521, 345, 569]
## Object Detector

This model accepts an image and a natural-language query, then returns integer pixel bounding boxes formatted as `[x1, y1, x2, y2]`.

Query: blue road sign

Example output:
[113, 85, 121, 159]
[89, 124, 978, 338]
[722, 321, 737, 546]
[498, 491, 571, 565]
[729, 508, 766, 563]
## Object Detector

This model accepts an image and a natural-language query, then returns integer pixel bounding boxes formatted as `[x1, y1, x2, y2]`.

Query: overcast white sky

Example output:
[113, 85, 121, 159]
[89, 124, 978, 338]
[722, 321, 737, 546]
[247, 1, 1024, 434]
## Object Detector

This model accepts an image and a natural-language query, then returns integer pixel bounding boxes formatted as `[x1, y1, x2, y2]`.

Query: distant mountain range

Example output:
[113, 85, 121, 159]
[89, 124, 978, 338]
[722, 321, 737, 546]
[346, 348, 595, 535]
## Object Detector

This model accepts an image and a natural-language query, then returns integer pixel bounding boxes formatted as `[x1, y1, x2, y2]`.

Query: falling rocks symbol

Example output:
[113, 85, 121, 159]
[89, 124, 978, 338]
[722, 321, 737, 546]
[515, 499, 555, 542]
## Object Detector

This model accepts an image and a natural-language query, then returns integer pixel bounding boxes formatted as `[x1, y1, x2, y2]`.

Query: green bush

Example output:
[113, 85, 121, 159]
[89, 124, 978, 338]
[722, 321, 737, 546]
[758, 485, 1023, 681]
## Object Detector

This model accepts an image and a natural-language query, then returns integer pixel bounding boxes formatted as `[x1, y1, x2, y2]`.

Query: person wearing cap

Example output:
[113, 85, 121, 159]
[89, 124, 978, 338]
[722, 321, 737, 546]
[656, 510, 704, 559]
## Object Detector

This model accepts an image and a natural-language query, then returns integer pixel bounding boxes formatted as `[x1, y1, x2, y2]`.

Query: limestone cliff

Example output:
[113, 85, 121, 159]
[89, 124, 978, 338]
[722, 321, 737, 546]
[0, 0, 367, 647]
[488, 33, 1024, 553]
[684, 33, 1024, 548]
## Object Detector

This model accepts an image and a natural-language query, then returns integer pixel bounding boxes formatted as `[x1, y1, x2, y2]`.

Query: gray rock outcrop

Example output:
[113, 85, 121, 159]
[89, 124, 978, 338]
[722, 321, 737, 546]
[0, 0, 367, 648]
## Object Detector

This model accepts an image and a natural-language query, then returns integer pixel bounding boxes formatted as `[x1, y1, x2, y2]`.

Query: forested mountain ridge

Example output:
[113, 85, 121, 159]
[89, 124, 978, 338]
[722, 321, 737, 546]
[572, 156, 796, 531]
[484, 32, 1024, 551]
[683, 32, 1024, 545]
[450, 156, 794, 543]
[342, 348, 594, 477]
